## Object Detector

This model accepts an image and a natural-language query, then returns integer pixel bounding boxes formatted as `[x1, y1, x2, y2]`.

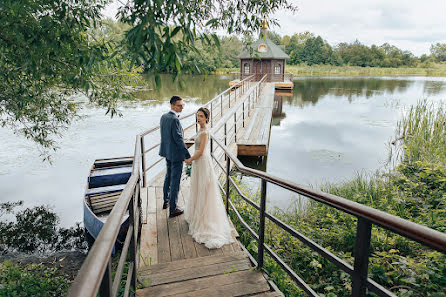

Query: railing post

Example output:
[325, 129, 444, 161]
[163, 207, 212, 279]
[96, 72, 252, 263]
[258, 179, 267, 269]
[210, 137, 213, 153]
[352, 218, 372, 297]
[234, 112, 237, 142]
[221, 94, 223, 116]
[229, 89, 231, 108]
[242, 102, 245, 128]
[210, 101, 213, 128]
[225, 157, 230, 214]
[224, 123, 227, 146]
[99, 259, 112, 296]
[129, 187, 138, 293]
[140, 136, 146, 187]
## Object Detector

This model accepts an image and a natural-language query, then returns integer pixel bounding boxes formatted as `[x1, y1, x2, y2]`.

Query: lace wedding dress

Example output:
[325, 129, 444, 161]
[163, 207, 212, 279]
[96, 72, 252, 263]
[184, 128, 234, 249]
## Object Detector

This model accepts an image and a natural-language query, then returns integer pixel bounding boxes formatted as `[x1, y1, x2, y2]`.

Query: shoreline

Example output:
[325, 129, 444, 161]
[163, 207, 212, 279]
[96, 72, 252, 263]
[215, 64, 446, 77]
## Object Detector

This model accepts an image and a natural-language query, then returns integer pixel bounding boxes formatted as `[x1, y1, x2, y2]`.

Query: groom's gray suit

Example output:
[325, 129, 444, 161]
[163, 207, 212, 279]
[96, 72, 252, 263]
[159, 111, 191, 213]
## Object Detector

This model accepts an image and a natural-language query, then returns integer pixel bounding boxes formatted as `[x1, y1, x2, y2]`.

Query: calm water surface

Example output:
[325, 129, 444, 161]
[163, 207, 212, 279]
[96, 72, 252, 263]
[251, 76, 446, 210]
[1, 75, 445, 226]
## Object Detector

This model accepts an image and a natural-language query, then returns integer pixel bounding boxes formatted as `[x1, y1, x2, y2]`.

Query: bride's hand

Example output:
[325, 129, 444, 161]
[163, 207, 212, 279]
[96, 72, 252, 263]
[185, 158, 192, 165]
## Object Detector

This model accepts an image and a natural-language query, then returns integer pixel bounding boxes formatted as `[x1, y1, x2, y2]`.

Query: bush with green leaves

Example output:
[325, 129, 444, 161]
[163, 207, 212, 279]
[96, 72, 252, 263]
[228, 100, 446, 296]
[0, 261, 70, 297]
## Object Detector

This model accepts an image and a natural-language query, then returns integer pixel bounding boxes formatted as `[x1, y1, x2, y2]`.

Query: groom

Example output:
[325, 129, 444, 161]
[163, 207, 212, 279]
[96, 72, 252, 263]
[159, 96, 191, 218]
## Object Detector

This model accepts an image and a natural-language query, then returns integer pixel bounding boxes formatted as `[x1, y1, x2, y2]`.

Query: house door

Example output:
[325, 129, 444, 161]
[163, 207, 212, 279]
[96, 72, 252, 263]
[255, 61, 270, 81]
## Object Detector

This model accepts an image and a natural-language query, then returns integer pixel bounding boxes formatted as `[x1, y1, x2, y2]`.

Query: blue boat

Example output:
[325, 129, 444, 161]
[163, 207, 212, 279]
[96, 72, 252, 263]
[83, 157, 133, 253]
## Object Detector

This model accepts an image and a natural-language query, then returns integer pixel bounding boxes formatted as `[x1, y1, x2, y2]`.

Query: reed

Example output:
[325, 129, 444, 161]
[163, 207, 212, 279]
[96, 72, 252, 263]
[229, 100, 446, 296]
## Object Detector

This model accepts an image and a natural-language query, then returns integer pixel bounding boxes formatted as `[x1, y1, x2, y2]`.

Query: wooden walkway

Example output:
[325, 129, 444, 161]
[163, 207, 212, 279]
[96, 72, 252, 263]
[136, 82, 282, 296]
[237, 83, 275, 156]
[137, 175, 282, 296]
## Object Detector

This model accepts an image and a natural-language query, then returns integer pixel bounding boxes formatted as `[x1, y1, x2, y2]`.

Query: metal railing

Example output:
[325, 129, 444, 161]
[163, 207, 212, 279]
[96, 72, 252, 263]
[208, 131, 446, 297]
[67, 74, 256, 297]
[232, 71, 294, 83]
[68, 136, 142, 297]
[139, 74, 255, 187]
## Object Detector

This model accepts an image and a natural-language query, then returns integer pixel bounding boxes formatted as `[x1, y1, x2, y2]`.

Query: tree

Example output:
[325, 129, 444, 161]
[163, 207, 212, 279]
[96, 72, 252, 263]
[430, 43, 446, 62]
[119, 0, 297, 82]
[1, 0, 296, 156]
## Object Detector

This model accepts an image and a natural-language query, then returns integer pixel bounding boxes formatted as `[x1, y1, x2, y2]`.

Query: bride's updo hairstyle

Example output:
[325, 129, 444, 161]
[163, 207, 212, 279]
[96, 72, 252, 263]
[197, 107, 210, 123]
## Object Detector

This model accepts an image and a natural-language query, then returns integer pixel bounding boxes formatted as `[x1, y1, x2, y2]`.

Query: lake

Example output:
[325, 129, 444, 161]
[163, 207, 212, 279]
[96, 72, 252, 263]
[1, 75, 445, 226]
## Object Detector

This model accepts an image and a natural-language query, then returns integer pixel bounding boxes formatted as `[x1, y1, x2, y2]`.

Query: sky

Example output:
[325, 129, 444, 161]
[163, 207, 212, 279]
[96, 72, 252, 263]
[103, 0, 446, 57]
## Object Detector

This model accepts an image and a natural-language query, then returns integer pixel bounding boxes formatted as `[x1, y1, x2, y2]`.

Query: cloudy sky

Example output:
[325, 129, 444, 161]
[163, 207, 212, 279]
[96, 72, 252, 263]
[103, 0, 446, 56]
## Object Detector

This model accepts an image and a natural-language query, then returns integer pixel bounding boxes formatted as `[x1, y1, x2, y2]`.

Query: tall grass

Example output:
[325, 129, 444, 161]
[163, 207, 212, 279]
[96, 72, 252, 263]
[229, 100, 446, 296]
[285, 64, 446, 77]
[392, 101, 446, 164]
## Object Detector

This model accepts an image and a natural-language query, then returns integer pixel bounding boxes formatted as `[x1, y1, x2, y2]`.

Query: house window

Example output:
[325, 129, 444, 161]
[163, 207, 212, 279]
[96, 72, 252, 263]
[244, 63, 250, 74]
[274, 63, 281, 74]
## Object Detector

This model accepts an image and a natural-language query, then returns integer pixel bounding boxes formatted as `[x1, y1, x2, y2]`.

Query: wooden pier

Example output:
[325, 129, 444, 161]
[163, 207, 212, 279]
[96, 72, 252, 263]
[137, 175, 282, 296]
[136, 79, 283, 296]
[237, 83, 275, 156]
[69, 73, 446, 297]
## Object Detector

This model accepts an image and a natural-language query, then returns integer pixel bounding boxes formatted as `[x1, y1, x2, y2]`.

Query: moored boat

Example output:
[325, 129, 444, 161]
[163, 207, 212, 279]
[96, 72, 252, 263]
[83, 157, 133, 253]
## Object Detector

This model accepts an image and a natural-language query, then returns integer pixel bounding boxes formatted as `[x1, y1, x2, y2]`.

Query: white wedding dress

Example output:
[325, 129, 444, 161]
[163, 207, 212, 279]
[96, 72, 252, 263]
[184, 128, 234, 249]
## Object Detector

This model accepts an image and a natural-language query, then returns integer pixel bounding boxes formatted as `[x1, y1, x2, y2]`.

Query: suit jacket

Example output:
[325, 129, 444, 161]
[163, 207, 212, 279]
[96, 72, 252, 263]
[159, 111, 191, 162]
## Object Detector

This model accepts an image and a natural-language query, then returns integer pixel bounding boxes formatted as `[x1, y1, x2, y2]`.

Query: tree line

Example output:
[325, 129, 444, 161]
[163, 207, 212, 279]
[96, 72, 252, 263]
[268, 31, 446, 68]
[161, 29, 446, 71]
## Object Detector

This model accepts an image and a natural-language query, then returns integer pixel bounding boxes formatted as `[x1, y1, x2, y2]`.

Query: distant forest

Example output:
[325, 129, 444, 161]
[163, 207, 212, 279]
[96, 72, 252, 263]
[102, 20, 446, 73]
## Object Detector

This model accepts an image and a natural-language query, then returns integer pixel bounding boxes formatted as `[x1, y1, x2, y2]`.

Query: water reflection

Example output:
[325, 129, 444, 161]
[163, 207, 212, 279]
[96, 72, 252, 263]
[240, 76, 446, 211]
[291, 77, 413, 105]
[135, 74, 232, 105]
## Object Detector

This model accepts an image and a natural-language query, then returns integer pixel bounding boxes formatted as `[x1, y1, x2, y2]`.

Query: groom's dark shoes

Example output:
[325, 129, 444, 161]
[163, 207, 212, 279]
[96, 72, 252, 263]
[169, 208, 183, 218]
[163, 201, 169, 209]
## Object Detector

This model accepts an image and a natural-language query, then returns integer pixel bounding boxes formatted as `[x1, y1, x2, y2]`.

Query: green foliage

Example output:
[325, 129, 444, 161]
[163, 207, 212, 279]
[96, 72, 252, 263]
[119, 0, 297, 83]
[430, 43, 446, 62]
[0, 261, 70, 297]
[0, 0, 143, 159]
[228, 101, 446, 296]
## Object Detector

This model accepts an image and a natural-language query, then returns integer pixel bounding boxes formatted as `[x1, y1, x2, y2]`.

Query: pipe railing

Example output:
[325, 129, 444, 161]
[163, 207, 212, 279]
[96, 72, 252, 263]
[68, 74, 257, 297]
[68, 136, 143, 297]
[209, 134, 446, 297]
[139, 74, 255, 187]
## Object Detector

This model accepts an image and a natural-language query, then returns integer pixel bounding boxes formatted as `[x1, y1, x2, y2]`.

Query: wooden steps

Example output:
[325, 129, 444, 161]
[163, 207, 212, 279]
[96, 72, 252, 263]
[136, 82, 283, 296]
[136, 253, 280, 297]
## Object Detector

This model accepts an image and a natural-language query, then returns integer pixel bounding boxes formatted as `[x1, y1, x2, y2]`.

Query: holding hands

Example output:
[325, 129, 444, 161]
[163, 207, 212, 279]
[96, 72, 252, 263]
[185, 158, 192, 165]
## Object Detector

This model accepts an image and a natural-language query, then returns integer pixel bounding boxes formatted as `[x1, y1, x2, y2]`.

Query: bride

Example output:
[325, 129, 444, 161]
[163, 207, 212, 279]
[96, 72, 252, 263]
[184, 107, 234, 249]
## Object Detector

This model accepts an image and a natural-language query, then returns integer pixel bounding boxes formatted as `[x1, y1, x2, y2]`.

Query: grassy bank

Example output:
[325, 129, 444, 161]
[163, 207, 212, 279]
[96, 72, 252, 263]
[215, 63, 446, 77]
[228, 100, 446, 296]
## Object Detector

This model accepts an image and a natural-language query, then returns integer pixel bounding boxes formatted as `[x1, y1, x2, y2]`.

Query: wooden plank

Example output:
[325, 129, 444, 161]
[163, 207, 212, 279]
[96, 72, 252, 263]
[257, 108, 272, 144]
[178, 189, 198, 259]
[91, 199, 118, 208]
[243, 108, 260, 142]
[139, 252, 247, 275]
[88, 192, 121, 200]
[237, 145, 267, 156]
[209, 247, 224, 256]
[136, 270, 265, 297]
[221, 243, 234, 255]
[174, 279, 270, 297]
[140, 187, 148, 224]
[139, 214, 158, 268]
[138, 258, 251, 286]
[156, 187, 171, 263]
[167, 215, 185, 261]
[147, 187, 156, 214]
